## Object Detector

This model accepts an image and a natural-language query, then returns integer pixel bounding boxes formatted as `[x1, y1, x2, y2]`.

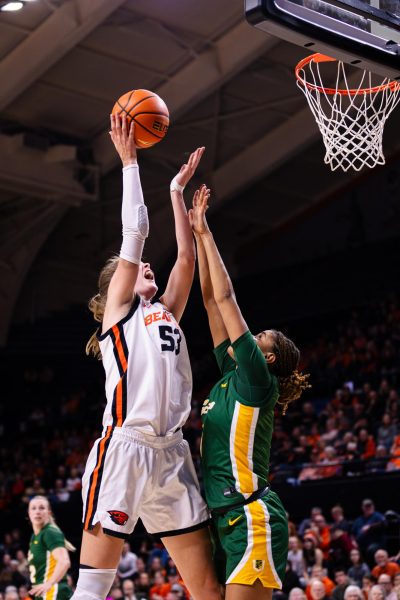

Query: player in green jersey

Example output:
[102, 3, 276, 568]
[28, 496, 73, 600]
[189, 186, 310, 600]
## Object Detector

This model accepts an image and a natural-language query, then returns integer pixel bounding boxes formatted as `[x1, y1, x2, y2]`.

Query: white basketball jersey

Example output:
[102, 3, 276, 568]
[98, 297, 192, 436]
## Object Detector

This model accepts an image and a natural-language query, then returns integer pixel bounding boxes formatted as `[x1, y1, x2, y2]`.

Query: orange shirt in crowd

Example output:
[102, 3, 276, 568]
[306, 577, 335, 599]
[371, 562, 400, 579]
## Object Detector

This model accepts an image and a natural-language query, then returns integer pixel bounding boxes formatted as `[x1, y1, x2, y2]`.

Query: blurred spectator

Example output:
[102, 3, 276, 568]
[312, 515, 331, 561]
[283, 561, 301, 594]
[331, 506, 351, 534]
[371, 550, 400, 579]
[331, 569, 351, 600]
[306, 566, 335, 599]
[362, 575, 374, 600]
[347, 549, 370, 587]
[368, 585, 384, 600]
[377, 574, 397, 600]
[299, 508, 323, 538]
[288, 536, 306, 580]
[118, 543, 138, 582]
[121, 579, 139, 600]
[377, 415, 397, 450]
[343, 586, 363, 600]
[309, 579, 329, 600]
[289, 589, 307, 600]
[4, 588, 19, 600]
[303, 534, 324, 574]
[352, 500, 385, 559]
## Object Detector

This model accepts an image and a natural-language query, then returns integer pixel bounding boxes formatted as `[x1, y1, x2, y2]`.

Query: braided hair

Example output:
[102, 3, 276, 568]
[268, 329, 311, 414]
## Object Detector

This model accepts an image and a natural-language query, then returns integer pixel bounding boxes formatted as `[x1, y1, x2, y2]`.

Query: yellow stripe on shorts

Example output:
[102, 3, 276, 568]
[227, 500, 282, 588]
[44, 553, 58, 600]
[230, 402, 259, 495]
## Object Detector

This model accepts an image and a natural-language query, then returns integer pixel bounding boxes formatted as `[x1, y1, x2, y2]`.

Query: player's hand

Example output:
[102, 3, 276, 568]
[30, 582, 54, 596]
[174, 147, 205, 189]
[188, 184, 210, 235]
[109, 113, 137, 168]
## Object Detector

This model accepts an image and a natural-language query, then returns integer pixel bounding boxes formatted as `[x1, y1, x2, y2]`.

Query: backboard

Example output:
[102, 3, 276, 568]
[245, 0, 400, 80]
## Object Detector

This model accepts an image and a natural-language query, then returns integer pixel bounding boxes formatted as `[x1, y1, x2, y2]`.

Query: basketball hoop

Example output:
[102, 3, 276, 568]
[295, 53, 400, 172]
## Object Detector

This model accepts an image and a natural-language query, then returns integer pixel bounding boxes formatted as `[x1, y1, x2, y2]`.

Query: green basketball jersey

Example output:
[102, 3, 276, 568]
[28, 523, 71, 599]
[201, 331, 279, 510]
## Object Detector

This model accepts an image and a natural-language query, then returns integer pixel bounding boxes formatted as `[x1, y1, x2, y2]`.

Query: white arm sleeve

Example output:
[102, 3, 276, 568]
[119, 163, 149, 265]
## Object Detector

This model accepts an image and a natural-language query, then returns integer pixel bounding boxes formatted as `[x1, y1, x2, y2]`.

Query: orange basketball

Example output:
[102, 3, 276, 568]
[112, 89, 169, 149]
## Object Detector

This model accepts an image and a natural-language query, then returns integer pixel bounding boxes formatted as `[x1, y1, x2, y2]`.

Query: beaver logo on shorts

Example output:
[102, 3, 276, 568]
[108, 510, 129, 526]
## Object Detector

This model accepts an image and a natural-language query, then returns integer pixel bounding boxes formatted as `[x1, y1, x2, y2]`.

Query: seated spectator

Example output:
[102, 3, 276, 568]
[331, 569, 351, 600]
[309, 579, 329, 600]
[288, 536, 306, 580]
[306, 566, 335, 599]
[312, 515, 331, 561]
[18, 584, 30, 600]
[170, 583, 186, 599]
[368, 585, 384, 600]
[357, 430, 376, 460]
[331, 506, 351, 534]
[377, 574, 397, 600]
[371, 550, 400, 580]
[344, 586, 363, 600]
[121, 579, 139, 600]
[290, 589, 307, 600]
[347, 549, 370, 587]
[367, 446, 389, 474]
[299, 508, 323, 538]
[304, 534, 324, 575]
[108, 586, 123, 599]
[329, 528, 354, 569]
[135, 572, 151, 598]
[320, 447, 342, 479]
[352, 500, 385, 560]
[377, 414, 397, 450]
[362, 575, 374, 600]
[387, 436, 400, 472]
[118, 543, 138, 581]
[299, 450, 324, 482]
[5, 587, 19, 600]
[149, 571, 167, 599]
[283, 560, 301, 595]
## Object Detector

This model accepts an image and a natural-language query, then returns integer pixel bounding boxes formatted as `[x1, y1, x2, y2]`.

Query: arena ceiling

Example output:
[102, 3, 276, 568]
[1, 0, 400, 345]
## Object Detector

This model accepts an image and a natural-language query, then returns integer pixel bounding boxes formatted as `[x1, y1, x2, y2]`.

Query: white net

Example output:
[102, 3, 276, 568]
[296, 55, 400, 172]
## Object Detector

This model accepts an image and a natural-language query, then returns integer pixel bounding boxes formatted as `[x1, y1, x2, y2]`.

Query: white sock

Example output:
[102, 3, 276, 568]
[71, 568, 117, 600]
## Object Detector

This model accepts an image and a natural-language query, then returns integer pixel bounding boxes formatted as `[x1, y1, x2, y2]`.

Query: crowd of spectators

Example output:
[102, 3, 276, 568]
[0, 297, 400, 597]
[1, 497, 400, 599]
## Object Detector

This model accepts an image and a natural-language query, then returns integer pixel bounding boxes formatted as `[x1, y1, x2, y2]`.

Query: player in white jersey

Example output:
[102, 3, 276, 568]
[71, 115, 221, 600]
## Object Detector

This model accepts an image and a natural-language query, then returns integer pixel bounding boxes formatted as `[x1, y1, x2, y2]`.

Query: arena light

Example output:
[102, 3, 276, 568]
[1, 2, 24, 11]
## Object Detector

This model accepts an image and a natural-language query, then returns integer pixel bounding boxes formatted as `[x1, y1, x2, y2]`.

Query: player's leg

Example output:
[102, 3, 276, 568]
[225, 581, 273, 600]
[80, 524, 124, 567]
[73, 431, 144, 599]
[71, 525, 124, 600]
[161, 527, 222, 600]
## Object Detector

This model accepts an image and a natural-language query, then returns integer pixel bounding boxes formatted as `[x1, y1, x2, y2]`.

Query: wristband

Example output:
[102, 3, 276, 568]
[170, 175, 185, 194]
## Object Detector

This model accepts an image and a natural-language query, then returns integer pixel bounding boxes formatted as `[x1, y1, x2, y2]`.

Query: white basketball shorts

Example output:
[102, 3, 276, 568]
[82, 426, 210, 538]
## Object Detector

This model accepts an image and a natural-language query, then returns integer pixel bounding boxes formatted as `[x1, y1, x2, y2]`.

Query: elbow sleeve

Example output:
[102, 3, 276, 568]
[119, 164, 149, 265]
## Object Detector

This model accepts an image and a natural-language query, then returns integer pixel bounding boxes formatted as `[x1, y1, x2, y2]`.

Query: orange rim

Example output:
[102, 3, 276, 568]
[295, 53, 400, 96]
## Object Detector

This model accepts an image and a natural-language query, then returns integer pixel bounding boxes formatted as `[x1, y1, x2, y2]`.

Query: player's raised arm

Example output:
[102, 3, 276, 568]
[102, 114, 149, 332]
[159, 147, 205, 322]
[189, 187, 229, 348]
[190, 185, 248, 344]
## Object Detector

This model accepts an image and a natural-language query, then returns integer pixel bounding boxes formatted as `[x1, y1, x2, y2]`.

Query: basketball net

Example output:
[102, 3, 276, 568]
[295, 54, 400, 172]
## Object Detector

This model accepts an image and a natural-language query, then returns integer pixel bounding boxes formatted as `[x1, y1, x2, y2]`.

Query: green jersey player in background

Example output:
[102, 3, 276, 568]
[189, 185, 310, 600]
[28, 496, 74, 599]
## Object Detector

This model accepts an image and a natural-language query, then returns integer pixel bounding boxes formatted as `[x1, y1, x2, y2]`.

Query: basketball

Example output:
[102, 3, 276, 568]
[112, 89, 169, 149]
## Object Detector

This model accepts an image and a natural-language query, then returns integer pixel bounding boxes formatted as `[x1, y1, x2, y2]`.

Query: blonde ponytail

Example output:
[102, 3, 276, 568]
[86, 256, 120, 359]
